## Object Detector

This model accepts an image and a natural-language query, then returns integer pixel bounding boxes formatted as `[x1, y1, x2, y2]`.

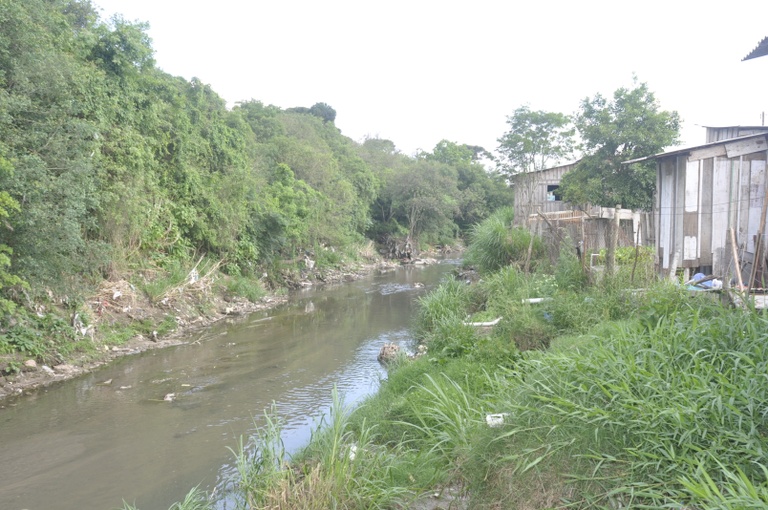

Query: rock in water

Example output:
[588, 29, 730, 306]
[377, 343, 400, 364]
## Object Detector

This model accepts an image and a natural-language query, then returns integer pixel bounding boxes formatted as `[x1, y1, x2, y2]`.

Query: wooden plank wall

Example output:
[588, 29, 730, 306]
[739, 158, 751, 252]
[673, 155, 686, 268]
[658, 159, 676, 269]
[683, 159, 700, 265]
[699, 158, 713, 266]
[512, 163, 576, 225]
[746, 159, 765, 254]
[711, 158, 729, 271]
[656, 148, 768, 277]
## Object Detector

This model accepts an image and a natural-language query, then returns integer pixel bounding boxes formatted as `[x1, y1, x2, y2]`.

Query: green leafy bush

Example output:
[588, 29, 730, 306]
[463, 207, 545, 274]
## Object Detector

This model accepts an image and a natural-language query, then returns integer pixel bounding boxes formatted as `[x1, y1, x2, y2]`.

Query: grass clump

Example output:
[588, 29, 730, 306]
[463, 207, 545, 274]
[219, 274, 266, 303]
[470, 300, 768, 508]
[227, 390, 419, 510]
[415, 277, 478, 337]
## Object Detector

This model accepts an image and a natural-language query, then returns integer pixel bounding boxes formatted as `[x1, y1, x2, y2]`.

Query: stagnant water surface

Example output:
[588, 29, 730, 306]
[0, 260, 458, 510]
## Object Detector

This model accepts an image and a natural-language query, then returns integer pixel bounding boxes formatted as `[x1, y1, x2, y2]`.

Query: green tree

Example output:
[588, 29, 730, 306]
[309, 102, 336, 123]
[0, 0, 108, 291]
[559, 80, 680, 211]
[426, 140, 512, 232]
[559, 79, 680, 273]
[426, 139, 476, 166]
[249, 162, 319, 260]
[88, 15, 154, 79]
[235, 100, 284, 141]
[0, 150, 25, 315]
[497, 106, 575, 222]
[269, 111, 376, 249]
[358, 138, 409, 241]
[391, 159, 459, 243]
[496, 106, 575, 176]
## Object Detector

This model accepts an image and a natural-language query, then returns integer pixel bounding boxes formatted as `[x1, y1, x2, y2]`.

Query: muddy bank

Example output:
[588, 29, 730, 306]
[0, 259, 413, 403]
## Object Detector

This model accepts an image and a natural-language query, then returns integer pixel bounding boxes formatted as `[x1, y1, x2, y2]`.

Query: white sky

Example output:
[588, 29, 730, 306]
[94, 0, 768, 158]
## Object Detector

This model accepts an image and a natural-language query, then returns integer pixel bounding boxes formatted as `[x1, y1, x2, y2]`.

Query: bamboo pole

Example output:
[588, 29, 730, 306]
[730, 228, 745, 290]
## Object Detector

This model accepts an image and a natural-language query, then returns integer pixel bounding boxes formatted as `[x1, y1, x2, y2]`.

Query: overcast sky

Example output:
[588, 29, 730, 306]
[94, 0, 767, 158]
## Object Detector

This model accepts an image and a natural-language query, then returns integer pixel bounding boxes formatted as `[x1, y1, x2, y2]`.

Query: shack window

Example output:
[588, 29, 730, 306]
[546, 185, 561, 202]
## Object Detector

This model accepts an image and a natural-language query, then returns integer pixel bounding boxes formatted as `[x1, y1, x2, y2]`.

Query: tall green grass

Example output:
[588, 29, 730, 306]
[220, 274, 266, 303]
[121, 487, 212, 510]
[415, 277, 477, 337]
[227, 408, 287, 509]
[393, 373, 482, 460]
[228, 390, 417, 509]
[477, 301, 768, 508]
[463, 207, 545, 274]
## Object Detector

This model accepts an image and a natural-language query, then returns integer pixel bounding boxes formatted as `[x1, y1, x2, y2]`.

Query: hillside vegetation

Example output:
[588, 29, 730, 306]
[0, 0, 511, 371]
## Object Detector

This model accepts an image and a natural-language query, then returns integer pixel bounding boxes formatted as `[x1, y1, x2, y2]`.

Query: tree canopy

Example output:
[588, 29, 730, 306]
[0, 0, 512, 312]
[559, 80, 680, 210]
[496, 106, 576, 175]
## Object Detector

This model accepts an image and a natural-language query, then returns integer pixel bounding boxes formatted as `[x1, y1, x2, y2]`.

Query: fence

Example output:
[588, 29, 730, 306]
[527, 208, 652, 266]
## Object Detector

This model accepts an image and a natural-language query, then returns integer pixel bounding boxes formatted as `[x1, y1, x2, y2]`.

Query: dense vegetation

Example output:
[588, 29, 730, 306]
[155, 212, 767, 510]
[9, 2, 750, 508]
[0, 0, 511, 366]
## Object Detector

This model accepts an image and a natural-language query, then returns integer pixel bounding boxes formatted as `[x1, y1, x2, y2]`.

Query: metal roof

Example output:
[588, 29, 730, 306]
[701, 125, 768, 130]
[623, 133, 768, 165]
[743, 37, 768, 61]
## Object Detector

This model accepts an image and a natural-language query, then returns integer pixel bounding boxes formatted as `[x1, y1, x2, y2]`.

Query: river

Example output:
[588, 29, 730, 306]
[0, 259, 459, 510]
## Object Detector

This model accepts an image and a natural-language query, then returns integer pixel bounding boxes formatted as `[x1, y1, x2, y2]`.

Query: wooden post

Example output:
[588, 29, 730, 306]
[730, 228, 745, 290]
[730, 228, 748, 309]
[580, 213, 587, 273]
[747, 179, 768, 294]
[606, 205, 621, 275]
[631, 221, 641, 284]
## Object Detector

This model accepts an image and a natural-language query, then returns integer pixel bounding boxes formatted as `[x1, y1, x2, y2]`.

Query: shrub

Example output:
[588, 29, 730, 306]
[221, 275, 265, 303]
[463, 207, 544, 274]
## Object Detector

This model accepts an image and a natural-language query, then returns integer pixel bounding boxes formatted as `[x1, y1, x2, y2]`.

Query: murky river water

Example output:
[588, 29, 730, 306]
[0, 259, 458, 510]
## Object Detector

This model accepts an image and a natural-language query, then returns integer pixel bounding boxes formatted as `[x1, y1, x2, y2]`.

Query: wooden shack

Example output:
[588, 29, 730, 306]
[511, 161, 578, 226]
[513, 160, 649, 265]
[629, 128, 768, 283]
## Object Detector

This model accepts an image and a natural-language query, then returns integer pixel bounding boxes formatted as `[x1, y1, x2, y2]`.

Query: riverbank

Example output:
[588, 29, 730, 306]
[0, 257, 409, 403]
[223, 264, 768, 509]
